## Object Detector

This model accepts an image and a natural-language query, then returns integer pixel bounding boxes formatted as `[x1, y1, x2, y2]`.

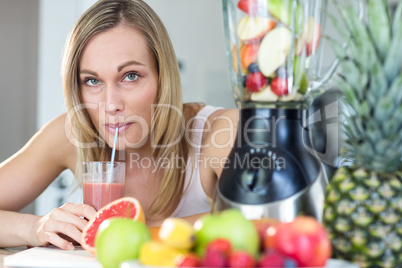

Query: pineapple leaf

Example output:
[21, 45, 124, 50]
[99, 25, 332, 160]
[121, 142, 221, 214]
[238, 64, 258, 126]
[332, 1, 372, 70]
[374, 96, 394, 122]
[367, 0, 391, 62]
[384, 1, 402, 82]
[332, 0, 402, 173]
[337, 2, 378, 72]
[384, 114, 402, 140]
[369, 59, 388, 99]
[325, 11, 359, 62]
[392, 0, 402, 38]
[337, 76, 359, 108]
[326, 35, 347, 61]
[366, 125, 382, 150]
[340, 60, 364, 98]
[357, 101, 369, 118]
[387, 73, 402, 105]
[381, 138, 402, 172]
[343, 113, 364, 141]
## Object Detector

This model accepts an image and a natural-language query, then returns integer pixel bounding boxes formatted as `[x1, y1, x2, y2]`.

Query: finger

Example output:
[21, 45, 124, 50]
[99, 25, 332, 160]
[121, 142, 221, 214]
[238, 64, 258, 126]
[43, 218, 83, 245]
[49, 207, 88, 231]
[45, 232, 75, 251]
[54, 221, 83, 245]
[61, 202, 97, 221]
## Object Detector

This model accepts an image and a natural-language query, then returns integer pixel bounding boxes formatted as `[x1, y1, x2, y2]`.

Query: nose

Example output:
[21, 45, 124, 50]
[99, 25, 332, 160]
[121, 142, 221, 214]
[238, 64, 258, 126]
[105, 86, 124, 114]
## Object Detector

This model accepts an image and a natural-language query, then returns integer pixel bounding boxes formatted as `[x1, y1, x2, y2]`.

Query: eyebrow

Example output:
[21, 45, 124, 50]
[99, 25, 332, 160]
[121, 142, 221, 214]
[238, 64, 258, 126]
[117, 60, 145, 72]
[79, 60, 145, 76]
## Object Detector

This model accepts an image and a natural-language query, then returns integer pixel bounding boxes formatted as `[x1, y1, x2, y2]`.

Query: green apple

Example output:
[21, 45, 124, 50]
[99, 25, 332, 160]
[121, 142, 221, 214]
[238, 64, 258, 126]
[267, 0, 303, 33]
[293, 55, 308, 94]
[95, 217, 151, 268]
[257, 27, 292, 77]
[193, 209, 259, 257]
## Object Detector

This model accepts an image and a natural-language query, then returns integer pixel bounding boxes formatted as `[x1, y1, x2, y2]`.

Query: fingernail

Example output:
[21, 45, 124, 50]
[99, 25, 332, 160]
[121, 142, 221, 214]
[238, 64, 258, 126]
[67, 243, 75, 250]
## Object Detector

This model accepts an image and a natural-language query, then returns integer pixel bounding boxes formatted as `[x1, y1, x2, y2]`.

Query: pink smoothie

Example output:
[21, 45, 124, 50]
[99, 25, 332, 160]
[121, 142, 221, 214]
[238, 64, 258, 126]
[83, 183, 125, 210]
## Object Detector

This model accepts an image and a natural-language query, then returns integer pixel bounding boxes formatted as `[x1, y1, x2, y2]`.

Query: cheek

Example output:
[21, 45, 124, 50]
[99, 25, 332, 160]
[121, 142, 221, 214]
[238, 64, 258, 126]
[82, 98, 102, 130]
[129, 83, 158, 114]
[81, 91, 103, 124]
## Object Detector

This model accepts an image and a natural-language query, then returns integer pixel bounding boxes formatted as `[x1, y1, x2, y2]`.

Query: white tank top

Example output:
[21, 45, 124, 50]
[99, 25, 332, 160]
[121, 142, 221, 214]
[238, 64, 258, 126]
[169, 105, 223, 217]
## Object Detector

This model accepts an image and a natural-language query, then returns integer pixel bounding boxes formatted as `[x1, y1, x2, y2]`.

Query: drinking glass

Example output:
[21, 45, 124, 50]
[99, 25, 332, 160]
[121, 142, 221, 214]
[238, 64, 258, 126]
[82, 161, 126, 210]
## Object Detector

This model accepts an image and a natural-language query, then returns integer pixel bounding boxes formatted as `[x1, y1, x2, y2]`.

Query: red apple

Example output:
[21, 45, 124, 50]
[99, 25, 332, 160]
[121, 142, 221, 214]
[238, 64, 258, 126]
[237, 0, 260, 16]
[271, 216, 331, 267]
[306, 17, 321, 57]
[240, 43, 260, 73]
[251, 218, 279, 251]
[257, 27, 291, 77]
[237, 17, 276, 44]
[295, 17, 321, 57]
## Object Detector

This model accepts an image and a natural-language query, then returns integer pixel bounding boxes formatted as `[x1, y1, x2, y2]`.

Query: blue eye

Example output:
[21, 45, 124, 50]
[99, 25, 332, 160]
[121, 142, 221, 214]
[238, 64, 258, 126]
[85, 78, 99, 86]
[123, 73, 138, 82]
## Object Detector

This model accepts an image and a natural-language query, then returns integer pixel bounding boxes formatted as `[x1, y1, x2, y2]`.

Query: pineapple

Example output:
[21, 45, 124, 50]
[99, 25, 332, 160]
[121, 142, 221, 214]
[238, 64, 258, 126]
[322, 1, 402, 267]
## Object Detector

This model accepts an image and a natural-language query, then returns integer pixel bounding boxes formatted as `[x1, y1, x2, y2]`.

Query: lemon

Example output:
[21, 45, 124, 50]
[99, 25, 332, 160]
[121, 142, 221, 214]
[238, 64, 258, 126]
[95, 217, 151, 268]
[139, 240, 186, 267]
[158, 218, 195, 250]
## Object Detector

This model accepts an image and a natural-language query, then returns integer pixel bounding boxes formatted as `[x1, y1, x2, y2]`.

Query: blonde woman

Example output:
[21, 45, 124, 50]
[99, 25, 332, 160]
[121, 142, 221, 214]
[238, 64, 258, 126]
[0, 0, 237, 250]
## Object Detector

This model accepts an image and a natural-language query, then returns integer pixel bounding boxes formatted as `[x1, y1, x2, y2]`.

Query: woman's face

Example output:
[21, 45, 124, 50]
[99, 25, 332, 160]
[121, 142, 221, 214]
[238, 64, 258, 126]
[79, 25, 158, 150]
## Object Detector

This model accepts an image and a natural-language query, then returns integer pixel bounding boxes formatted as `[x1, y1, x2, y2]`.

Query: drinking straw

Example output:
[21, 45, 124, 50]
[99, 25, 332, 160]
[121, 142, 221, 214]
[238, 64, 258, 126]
[111, 127, 119, 163]
[107, 127, 119, 182]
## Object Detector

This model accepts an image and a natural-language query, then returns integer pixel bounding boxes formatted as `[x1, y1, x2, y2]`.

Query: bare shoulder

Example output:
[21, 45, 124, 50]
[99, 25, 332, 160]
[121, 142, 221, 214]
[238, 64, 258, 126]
[209, 108, 239, 130]
[191, 107, 239, 198]
[201, 108, 239, 176]
[204, 108, 239, 147]
[183, 102, 205, 124]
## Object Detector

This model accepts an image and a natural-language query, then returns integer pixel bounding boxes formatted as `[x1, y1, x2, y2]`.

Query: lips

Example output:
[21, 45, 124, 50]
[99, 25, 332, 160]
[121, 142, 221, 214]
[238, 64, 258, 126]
[104, 122, 133, 134]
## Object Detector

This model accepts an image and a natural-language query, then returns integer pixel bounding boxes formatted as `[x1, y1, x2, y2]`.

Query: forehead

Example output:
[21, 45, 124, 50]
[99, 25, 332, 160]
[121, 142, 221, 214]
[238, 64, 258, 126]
[80, 24, 154, 69]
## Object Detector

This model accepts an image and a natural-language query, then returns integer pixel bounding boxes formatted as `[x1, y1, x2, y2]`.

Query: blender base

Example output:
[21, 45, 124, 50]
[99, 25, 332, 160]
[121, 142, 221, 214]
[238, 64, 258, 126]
[213, 163, 327, 222]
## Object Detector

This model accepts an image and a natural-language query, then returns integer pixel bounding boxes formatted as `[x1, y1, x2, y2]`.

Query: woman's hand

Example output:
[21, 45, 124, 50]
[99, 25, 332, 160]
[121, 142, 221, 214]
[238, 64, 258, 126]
[29, 202, 96, 250]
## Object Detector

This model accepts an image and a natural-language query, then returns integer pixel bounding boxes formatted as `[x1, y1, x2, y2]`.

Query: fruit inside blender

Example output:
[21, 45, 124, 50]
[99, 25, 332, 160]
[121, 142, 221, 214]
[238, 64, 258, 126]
[232, 0, 321, 104]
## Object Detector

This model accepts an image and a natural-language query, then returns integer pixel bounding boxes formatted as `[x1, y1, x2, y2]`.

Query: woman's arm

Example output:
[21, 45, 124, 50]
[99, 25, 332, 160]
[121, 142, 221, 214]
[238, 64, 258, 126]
[0, 114, 96, 249]
[0, 114, 75, 211]
[0, 210, 40, 247]
[0, 203, 95, 249]
[198, 108, 239, 197]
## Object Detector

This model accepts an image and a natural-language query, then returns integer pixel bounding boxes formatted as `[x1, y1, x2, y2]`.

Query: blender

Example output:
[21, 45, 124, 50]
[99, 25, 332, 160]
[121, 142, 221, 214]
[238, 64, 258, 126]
[214, 0, 337, 222]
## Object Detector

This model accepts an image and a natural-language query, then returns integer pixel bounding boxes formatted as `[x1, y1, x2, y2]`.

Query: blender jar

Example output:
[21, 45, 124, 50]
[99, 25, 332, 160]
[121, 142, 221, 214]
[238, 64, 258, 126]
[222, 0, 331, 109]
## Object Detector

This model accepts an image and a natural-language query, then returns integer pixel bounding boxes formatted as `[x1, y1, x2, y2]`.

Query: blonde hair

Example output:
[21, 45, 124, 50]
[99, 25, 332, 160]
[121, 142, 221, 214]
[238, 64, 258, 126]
[62, 0, 187, 215]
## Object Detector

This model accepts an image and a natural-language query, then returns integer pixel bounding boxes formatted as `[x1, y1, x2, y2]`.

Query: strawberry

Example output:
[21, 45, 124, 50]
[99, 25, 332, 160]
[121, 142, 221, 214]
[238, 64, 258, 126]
[201, 250, 227, 267]
[237, 0, 260, 16]
[245, 71, 267, 92]
[258, 249, 286, 267]
[206, 238, 232, 257]
[228, 250, 256, 268]
[177, 253, 201, 267]
[270, 77, 288, 96]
